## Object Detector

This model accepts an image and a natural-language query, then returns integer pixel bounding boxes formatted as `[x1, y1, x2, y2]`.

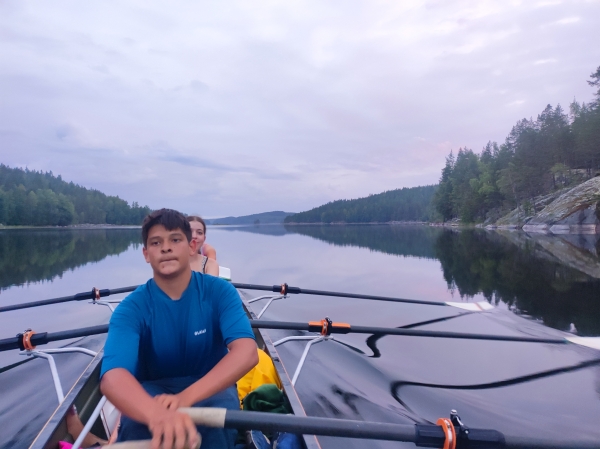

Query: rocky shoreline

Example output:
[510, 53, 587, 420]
[483, 177, 600, 235]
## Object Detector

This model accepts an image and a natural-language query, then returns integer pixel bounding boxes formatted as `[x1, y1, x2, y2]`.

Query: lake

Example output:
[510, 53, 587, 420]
[1, 225, 599, 448]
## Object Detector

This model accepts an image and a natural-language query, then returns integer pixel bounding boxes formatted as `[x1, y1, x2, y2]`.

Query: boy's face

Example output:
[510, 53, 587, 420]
[143, 224, 197, 278]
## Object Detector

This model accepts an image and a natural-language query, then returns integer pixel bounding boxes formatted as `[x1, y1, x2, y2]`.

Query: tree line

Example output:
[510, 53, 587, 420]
[434, 65, 600, 223]
[0, 165, 151, 226]
[284, 185, 437, 224]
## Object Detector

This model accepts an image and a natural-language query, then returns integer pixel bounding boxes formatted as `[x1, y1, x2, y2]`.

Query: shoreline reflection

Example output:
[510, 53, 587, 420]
[223, 224, 600, 336]
[0, 229, 141, 291]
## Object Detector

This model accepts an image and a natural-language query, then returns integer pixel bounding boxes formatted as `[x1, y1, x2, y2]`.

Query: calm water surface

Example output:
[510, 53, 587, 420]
[1, 226, 599, 448]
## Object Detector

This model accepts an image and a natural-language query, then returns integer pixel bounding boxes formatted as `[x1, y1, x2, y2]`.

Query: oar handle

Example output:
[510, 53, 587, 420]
[106, 437, 200, 449]
[183, 407, 227, 427]
[105, 442, 151, 449]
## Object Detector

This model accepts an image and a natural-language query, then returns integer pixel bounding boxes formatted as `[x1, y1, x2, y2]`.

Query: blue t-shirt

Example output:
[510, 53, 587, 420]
[101, 272, 255, 382]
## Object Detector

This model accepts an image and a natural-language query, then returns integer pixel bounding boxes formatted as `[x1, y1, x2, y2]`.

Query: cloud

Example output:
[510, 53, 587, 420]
[554, 17, 581, 25]
[159, 151, 297, 180]
[0, 0, 599, 216]
[189, 80, 209, 92]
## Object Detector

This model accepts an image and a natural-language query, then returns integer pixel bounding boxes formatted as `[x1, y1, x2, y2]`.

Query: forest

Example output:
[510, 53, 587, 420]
[285, 185, 437, 223]
[434, 65, 600, 223]
[286, 67, 600, 225]
[0, 165, 151, 226]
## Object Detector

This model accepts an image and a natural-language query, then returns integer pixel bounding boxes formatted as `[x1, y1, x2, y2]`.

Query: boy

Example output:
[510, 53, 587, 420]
[100, 209, 258, 449]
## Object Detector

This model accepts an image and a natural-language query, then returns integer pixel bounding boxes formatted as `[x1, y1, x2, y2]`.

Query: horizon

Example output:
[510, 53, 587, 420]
[1, 1, 599, 216]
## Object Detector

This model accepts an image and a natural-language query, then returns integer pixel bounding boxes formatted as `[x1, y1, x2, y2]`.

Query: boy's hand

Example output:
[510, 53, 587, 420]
[147, 406, 199, 449]
[154, 394, 181, 410]
[154, 392, 194, 410]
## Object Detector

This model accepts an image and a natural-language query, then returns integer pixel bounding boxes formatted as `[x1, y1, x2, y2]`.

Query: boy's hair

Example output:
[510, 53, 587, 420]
[187, 215, 207, 234]
[141, 209, 192, 247]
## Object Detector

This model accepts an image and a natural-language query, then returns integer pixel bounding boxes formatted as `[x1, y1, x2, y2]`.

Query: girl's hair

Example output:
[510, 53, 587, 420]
[187, 215, 207, 234]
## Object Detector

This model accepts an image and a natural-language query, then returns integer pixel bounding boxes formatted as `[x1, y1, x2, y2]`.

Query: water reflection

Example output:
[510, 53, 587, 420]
[214, 224, 290, 237]
[1, 226, 600, 448]
[226, 225, 600, 336]
[284, 224, 439, 259]
[434, 229, 600, 336]
[0, 229, 141, 291]
[1, 224, 599, 335]
[219, 224, 440, 258]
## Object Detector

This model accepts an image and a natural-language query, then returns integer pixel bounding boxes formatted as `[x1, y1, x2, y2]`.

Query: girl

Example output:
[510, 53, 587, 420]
[187, 215, 219, 276]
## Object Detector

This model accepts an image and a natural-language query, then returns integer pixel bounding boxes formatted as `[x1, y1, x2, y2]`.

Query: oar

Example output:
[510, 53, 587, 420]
[0, 281, 494, 313]
[251, 319, 573, 344]
[104, 407, 600, 449]
[234, 282, 450, 306]
[0, 325, 109, 352]
[0, 286, 138, 313]
[3, 319, 598, 353]
[104, 407, 505, 448]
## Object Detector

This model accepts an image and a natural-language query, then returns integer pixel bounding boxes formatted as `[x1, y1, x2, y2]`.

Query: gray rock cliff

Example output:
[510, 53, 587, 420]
[522, 177, 600, 234]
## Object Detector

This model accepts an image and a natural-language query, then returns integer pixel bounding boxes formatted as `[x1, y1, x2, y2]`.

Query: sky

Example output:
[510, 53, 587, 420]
[1, 1, 599, 217]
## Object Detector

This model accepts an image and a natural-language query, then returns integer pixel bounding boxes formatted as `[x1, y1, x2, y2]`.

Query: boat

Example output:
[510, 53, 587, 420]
[2, 274, 600, 449]
[19, 275, 320, 449]
[24, 328, 319, 449]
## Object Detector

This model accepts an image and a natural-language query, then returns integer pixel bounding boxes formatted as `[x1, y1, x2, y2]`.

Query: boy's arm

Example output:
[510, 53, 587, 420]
[100, 368, 158, 423]
[155, 281, 257, 410]
[176, 337, 258, 407]
[101, 368, 199, 449]
[172, 281, 258, 406]
[100, 296, 199, 449]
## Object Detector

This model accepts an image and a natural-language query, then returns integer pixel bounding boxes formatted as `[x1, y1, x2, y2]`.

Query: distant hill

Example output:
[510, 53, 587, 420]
[284, 185, 437, 224]
[206, 211, 295, 225]
[0, 164, 151, 226]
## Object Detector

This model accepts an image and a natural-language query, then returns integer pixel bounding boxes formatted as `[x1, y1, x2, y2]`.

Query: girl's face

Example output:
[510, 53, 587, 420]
[189, 221, 206, 247]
